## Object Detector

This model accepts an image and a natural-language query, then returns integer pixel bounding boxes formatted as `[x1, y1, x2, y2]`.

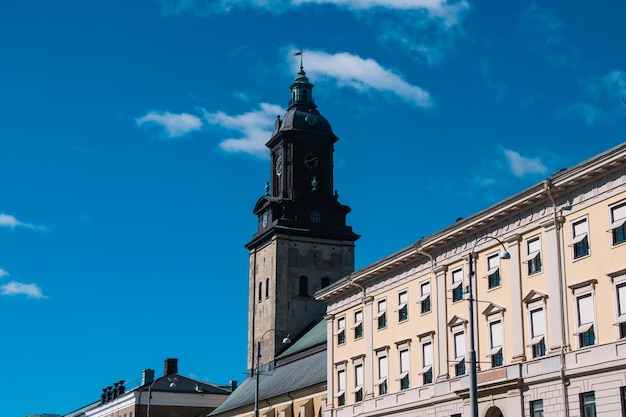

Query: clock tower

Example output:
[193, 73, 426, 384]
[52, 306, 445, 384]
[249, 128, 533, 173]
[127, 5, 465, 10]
[245, 64, 359, 370]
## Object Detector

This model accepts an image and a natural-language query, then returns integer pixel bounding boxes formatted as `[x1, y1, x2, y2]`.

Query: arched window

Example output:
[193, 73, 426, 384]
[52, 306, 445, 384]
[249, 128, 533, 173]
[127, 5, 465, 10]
[258, 282, 262, 302]
[265, 278, 270, 298]
[299, 275, 309, 296]
[321, 277, 330, 288]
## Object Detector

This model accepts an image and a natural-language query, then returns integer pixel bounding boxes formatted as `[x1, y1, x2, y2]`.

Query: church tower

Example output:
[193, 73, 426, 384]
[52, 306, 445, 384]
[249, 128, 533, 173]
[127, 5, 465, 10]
[245, 63, 359, 370]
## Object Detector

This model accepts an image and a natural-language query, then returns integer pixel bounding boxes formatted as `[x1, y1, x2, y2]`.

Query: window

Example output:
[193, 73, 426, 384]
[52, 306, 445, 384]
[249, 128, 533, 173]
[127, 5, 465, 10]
[486, 253, 501, 289]
[353, 310, 363, 339]
[617, 283, 626, 338]
[421, 341, 433, 384]
[265, 278, 270, 298]
[571, 218, 590, 259]
[377, 355, 388, 395]
[621, 386, 626, 417]
[398, 291, 408, 322]
[376, 299, 387, 329]
[489, 320, 503, 367]
[258, 282, 262, 302]
[529, 308, 546, 357]
[525, 236, 542, 275]
[611, 202, 626, 246]
[353, 364, 363, 402]
[454, 331, 466, 376]
[580, 391, 596, 417]
[399, 349, 410, 390]
[298, 275, 309, 296]
[321, 276, 330, 288]
[451, 268, 464, 302]
[336, 369, 346, 406]
[420, 281, 431, 313]
[530, 399, 544, 417]
[336, 317, 346, 345]
[575, 293, 596, 347]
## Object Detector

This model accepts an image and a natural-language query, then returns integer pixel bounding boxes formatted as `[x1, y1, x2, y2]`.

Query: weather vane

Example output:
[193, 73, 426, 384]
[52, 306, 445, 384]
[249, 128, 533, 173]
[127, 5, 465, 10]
[294, 49, 304, 68]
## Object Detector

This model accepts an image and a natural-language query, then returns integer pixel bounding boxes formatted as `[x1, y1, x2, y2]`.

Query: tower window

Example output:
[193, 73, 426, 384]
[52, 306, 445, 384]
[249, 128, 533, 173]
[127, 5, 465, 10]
[299, 275, 308, 296]
[321, 277, 330, 288]
[265, 278, 270, 299]
[258, 282, 262, 302]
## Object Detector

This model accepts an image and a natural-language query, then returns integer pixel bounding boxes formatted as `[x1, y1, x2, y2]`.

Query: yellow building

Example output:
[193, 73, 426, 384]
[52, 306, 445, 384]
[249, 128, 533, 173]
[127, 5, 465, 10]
[317, 143, 626, 417]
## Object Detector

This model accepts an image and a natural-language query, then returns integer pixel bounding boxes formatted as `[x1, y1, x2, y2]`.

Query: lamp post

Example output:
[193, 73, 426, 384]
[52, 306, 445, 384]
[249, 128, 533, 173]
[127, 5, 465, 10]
[254, 329, 291, 417]
[467, 236, 510, 417]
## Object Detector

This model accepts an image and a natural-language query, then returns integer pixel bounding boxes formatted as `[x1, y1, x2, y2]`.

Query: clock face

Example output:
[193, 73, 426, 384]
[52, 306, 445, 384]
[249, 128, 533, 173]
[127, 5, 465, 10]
[310, 210, 321, 224]
[303, 152, 319, 169]
[262, 212, 268, 228]
[275, 155, 283, 176]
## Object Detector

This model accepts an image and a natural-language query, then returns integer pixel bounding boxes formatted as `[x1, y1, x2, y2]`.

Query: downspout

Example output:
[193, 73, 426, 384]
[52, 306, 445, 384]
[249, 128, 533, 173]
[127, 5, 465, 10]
[415, 241, 435, 270]
[543, 179, 570, 417]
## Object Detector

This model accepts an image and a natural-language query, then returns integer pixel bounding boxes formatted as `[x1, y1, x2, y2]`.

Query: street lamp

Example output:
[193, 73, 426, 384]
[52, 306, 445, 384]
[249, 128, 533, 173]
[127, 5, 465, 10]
[254, 329, 291, 417]
[467, 236, 510, 417]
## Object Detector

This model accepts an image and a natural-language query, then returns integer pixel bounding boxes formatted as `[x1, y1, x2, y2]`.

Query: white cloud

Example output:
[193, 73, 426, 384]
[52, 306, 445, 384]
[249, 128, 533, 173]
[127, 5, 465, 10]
[1, 281, 47, 299]
[0, 268, 8, 278]
[297, 51, 433, 107]
[136, 111, 203, 138]
[559, 103, 607, 127]
[202, 103, 284, 157]
[158, 0, 468, 64]
[0, 213, 35, 229]
[503, 149, 548, 177]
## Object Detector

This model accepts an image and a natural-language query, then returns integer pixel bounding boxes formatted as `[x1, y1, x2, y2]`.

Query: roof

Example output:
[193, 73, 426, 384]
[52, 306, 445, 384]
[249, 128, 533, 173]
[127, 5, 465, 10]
[211, 320, 327, 416]
[137, 374, 232, 395]
[277, 319, 326, 358]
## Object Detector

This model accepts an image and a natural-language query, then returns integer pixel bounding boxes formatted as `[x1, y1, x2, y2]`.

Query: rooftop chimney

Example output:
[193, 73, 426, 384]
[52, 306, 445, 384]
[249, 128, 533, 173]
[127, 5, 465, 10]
[164, 358, 178, 376]
[142, 369, 155, 385]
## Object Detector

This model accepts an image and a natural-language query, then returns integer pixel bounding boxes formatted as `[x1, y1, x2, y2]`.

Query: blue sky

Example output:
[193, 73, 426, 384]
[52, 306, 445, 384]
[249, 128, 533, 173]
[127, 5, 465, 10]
[1, 0, 625, 415]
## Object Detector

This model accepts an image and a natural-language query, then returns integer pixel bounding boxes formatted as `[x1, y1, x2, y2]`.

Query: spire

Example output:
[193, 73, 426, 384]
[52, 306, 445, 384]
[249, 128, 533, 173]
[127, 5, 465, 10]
[289, 50, 315, 108]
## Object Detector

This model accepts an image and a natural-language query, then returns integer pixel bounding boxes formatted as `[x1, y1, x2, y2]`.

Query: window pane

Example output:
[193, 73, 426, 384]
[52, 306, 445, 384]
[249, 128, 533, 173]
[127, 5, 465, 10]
[454, 332, 465, 358]
[355, 365, 363, 386]
[573, 219, 588, 236]
[619, 284, 626, 316]
[578, 294, 594, 325]
[421, 282, 430, 296]
[423, 342, 433, 366]
[488, 254, 499, 270]
[452, 268, 463, 283]
[400, 350, 409, 372]
[379, 356, 388, 378]
[491, 320, 503, 347]
[613, 203, 626, 222]
[528, 237, 541, 254]
[531, 309, 546, 337]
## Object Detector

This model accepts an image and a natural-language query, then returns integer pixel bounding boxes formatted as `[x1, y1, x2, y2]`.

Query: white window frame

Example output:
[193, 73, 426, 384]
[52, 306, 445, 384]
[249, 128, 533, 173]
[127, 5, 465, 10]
[524, 235, 542, 275]
[398, 347, 410, 390]
[570, 216, 590, 259]
[335, 363, 347, 406]
[485, 252, 502, 289]
[610, 271, 626, 339]
[609, 201, 626, 247]
[450, 324, 466, 376]
[376, 298, 387, 329]
[352, 310, 363, 339]
[375, 349, 389, 395]
[488, 319, 504, 367]
[419, 280, 431, 314]
[570, 280, 597, 348]
[397, 290, 408, 322]
[450, 267, 464, 303]
[352, 360, 364, 402]
[419, 334, 434, 384]
[336, 316, 346, 345]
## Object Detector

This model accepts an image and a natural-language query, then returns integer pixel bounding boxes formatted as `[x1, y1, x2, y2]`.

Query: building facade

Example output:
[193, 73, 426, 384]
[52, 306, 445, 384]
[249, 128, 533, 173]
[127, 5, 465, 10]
[316, 143, 626, 417]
